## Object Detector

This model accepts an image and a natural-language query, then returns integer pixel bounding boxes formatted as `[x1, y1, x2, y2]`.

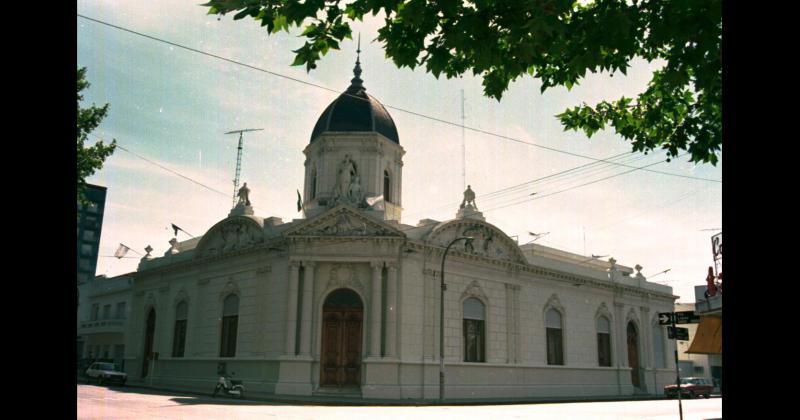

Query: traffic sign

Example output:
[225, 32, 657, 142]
[668, 326, 689, 340]
[658, 312, 673, 325]
[673, 311, 700, 324]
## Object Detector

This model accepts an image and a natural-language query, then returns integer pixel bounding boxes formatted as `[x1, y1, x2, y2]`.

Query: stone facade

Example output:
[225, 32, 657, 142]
[119, 60, 678, 400]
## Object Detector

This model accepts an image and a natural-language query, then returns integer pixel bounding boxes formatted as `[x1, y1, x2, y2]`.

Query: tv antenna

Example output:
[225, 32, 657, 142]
[225, 128, 263, 208]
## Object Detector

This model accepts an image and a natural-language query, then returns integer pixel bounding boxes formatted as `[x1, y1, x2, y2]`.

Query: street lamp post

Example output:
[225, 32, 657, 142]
[439, 236, 473, 402]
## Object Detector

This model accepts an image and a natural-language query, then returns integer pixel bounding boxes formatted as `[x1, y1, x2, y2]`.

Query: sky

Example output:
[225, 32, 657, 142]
[77, 1, 722, 303]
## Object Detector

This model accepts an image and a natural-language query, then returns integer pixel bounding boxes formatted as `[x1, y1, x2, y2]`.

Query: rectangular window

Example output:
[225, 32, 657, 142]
[219, 315, 238, 357]
[103, 305, 111, 320]
[81, 244, 93, 256]
[597, 333, 612, 366]
[463, 319, 485, 362]
[91, 304, 99, 321]
[173, 320, 187, 357]
[82, 230, 96, 241]
[79, 258, 92, 271]
[116, 302, 126, 319]
[546, 328, 564, 365]
[84, 215, 98, 227]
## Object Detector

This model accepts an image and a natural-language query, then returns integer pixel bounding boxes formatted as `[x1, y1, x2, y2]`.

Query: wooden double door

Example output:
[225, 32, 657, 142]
[320, 289, 363, 388]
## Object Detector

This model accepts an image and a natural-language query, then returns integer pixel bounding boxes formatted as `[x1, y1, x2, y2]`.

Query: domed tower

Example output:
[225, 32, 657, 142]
[302, 47, 405, 221]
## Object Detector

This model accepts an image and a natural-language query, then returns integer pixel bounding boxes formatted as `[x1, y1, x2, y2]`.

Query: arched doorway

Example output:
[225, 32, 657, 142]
[627, 321, 641, 389]
[141, 308, 156, 378]
[320, 288, 363, 388]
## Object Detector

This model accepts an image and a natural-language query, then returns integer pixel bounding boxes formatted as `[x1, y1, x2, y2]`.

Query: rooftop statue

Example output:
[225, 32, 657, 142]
[237, 182, 251, 207]
[460, 185, 477, 210]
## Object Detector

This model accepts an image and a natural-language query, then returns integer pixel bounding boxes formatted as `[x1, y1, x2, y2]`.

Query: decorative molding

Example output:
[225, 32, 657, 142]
[596, 302, 613, 321]
[173, 288, 190, 306]
[545, 293, 565, 314]
[427, 220, 528, 265]
[194, 216, 265, 259]
[286, 206, 404, 238]
[219, 281, 240, 301]
[328, 263, 365, 294]
[461, 280, 489, 303]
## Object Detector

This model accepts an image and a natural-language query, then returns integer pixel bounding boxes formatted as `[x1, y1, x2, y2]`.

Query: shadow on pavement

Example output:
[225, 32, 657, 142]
[79, 384, 292, 406]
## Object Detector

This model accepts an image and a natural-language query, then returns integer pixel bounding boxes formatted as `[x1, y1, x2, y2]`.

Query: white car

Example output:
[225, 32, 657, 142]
[85, 362, 127, 386]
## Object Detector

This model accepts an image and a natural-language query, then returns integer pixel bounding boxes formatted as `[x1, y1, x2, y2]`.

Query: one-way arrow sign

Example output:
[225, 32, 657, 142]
[658, 312, 673, 325]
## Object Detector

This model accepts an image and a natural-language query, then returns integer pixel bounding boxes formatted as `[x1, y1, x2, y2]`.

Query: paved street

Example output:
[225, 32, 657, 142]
[77, 385, 721, 420]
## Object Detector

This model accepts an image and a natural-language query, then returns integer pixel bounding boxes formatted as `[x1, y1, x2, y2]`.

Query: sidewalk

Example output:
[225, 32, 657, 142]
[99, 381, 721, 406]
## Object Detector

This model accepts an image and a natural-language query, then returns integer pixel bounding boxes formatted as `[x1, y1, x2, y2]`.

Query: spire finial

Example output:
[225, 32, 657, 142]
[349, 33, 365, 92]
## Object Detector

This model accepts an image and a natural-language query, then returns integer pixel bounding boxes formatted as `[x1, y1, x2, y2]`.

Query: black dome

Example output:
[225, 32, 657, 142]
[310, 55, 399, 144]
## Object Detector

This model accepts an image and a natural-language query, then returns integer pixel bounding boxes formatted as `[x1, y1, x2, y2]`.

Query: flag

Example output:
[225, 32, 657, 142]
[114, 243, 130, 259]
[171, 223, 181, 237]
[296, 190, 303, 212]
[366, 195, 384, 210]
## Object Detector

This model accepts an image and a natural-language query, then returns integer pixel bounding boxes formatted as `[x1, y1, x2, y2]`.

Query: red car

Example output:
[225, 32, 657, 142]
[664, 377, 713, 399]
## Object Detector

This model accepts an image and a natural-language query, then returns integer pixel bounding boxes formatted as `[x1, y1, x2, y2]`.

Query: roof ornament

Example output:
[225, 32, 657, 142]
[349, 33, 365, 92]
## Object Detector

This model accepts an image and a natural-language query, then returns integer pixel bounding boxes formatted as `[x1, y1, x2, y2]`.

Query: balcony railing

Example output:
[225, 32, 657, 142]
[78, 318, 127, 333]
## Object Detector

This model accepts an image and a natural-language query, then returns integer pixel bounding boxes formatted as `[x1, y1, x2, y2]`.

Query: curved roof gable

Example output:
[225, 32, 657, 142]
[425, 219, 528, 265]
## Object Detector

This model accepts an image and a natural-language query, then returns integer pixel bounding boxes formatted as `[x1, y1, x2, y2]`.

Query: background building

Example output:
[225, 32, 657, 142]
[77, 183, 108, 367]
[78, 273, 134, 372]
[77, 184, 107, 285]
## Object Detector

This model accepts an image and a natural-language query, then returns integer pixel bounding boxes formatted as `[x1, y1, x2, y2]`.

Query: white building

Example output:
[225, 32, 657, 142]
[122, 57, 679, 400]
[78, 273, 133, 370]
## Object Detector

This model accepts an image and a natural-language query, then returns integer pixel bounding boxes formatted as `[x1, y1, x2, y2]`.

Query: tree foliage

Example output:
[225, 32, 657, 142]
[202, 0, 721, 165]
[77, 67, 116, 205]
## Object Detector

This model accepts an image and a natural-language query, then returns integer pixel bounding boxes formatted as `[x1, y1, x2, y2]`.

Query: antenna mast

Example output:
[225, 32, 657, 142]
[461, 89, 466, 191]
[225, 128, 263, 208]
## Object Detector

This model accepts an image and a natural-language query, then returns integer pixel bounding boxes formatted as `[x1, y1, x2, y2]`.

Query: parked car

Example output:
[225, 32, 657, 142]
[85, 362, 127, 386]
[664, 377, 713, 399]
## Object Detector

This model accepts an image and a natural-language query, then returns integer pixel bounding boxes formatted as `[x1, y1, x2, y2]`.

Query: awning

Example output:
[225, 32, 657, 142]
[686, 316, 722, 354]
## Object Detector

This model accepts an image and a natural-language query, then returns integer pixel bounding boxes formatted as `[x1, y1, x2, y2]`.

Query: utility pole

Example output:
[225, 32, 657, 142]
[672, 315, 684, 420]
[225, 128, 263, 208]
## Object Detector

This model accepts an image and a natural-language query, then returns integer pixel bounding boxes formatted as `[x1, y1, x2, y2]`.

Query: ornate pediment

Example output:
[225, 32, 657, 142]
[194, 216, 265, 259]
[285, 205, 405, 238]
[426, 219, 527, 264]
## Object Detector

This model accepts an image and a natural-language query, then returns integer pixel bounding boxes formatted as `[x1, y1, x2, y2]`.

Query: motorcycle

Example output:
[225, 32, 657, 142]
[212, 372, 245, 399]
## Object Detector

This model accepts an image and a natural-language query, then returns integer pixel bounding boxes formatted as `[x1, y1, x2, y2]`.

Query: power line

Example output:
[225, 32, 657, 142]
[97, 136, 284, 218]
[482, 153, 689, 214]
[77, 14, 721, 183]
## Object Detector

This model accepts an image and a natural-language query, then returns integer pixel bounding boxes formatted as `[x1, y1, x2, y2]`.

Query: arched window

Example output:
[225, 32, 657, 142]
[172, 301, 188, 357]
[383, 170, 391, 203]
[546, 308, 564, 365]
[311, 169, 317, 199]
[653, 323, 666, 368]
[220, 294, 239, 357]
[463, 298, 486, 362]
[597, 316, 612, 366]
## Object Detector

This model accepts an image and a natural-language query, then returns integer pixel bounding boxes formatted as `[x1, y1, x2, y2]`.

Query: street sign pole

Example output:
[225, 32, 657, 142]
[672, 316, 683, 420]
